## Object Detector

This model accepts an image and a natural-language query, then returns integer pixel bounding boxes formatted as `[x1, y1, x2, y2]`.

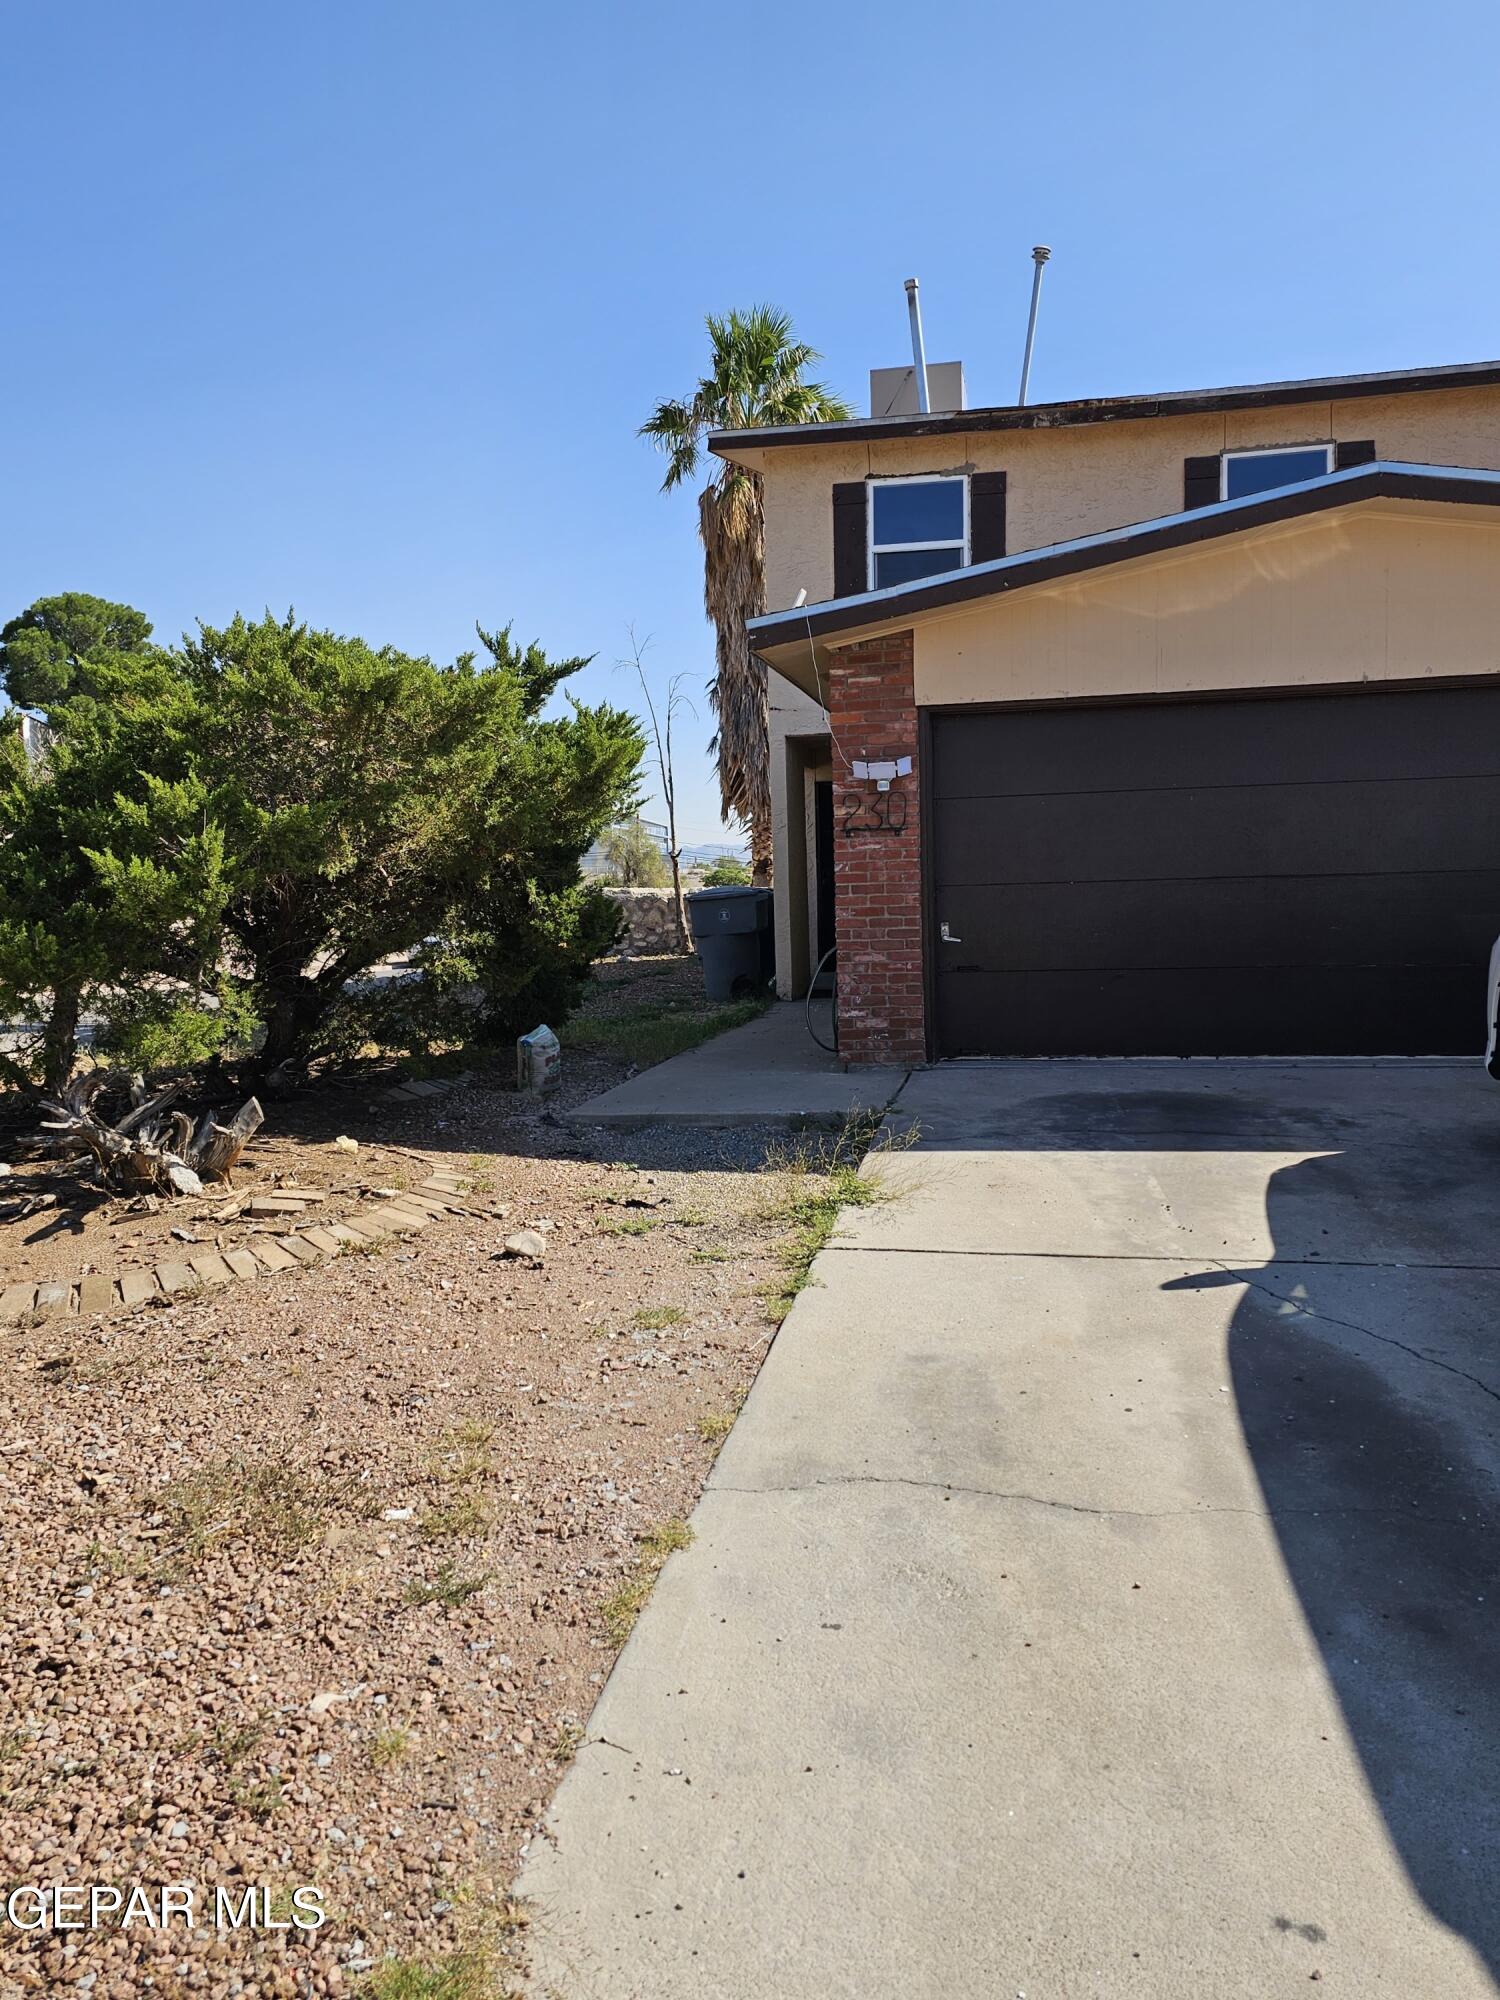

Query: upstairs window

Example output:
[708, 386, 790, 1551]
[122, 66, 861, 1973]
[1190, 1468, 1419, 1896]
[869, 476, 968, 589]
[1222, 443, 1334, 501]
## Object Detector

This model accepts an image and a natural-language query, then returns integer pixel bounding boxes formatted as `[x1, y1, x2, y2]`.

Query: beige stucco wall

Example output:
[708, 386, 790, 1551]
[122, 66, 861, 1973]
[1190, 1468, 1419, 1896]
[768, 676, 829, 996]
[760, 384, 1500, 999]
[750, 384, 1500, 614]
[911, 501, 1500, 706]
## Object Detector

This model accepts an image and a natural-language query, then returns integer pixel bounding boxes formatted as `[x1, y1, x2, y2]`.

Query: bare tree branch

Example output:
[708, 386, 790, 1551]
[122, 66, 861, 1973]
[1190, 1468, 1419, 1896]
[617, 629, 697, 953]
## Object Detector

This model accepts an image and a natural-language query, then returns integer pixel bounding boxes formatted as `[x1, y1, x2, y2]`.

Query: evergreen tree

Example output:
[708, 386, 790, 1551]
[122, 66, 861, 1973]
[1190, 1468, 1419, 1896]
[175, 613, 643, 1066]
[0, 600, 644, 1080]
[0, 604, 235, 1091]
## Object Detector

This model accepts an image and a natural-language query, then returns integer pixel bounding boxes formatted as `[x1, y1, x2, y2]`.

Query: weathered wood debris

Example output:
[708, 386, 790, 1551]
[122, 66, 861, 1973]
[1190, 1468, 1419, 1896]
[36, 1072, 264, 1198]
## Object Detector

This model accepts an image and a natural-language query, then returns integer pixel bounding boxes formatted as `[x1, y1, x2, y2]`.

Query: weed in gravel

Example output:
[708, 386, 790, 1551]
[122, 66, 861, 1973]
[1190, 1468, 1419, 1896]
[600, 1519, 694, 1645]
[209, 1720, 266, 1769]
[696, 1408, 737, 1444]
[362, 1947, 511, 1998]
[83, 1534, 149, 1583]
[228, 1771, 286, 1822]
[551, 1721, 585, 1765]
[419, 1492, 489, 1542]
[632, 1306, 685, 1330]
[340, 1232, 390, 1257]
[673, 1207, 710, 1226]
[601, 1215, 657, 1237]
[429, 1422, 494, 1481]
[689, 1245, 731, 1264]
[405, 1562, 490, 1607]
[159, 1460, 335, 1562]
[760, 1111, 912, 1324]
[370, 1726, 414, 1770]
[363, 1897, 531, 2000]
[420, 1424, 495, 1539]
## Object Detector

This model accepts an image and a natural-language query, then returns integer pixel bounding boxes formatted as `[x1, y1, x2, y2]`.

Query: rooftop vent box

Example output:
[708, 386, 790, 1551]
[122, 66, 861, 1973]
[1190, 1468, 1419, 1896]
[869, 361, 966, 418]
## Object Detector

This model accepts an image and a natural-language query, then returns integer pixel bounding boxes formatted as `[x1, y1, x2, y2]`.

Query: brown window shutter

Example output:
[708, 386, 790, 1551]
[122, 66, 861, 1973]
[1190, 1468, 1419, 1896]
[969, 470, 1007, 563]
[832, 483, 868, 596]
[1335, 439, 1376, 469]
[1183, 455, 1221, 509]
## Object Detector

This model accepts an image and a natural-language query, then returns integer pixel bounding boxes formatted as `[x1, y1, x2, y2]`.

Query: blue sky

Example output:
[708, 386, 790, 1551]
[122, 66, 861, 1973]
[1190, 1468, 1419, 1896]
[5, 0, 1497, 843]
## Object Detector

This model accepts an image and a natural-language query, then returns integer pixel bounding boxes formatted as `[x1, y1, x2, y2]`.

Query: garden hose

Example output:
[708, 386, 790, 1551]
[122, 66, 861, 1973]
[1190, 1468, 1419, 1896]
[805, 946, 838, 1054]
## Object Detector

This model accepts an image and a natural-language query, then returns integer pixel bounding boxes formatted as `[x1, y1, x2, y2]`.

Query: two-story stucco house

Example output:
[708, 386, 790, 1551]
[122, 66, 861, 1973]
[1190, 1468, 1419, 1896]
[710, 358, 1500, 1064]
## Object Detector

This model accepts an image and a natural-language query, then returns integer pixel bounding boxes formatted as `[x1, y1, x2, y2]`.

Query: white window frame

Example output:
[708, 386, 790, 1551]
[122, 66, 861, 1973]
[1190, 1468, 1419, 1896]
[1220, 441, 1335, 501]
[867, 473, 969, 590]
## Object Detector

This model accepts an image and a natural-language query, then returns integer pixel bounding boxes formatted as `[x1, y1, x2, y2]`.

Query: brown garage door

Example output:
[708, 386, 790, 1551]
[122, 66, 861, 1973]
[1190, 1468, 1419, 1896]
[929, 683, 1500, 1056]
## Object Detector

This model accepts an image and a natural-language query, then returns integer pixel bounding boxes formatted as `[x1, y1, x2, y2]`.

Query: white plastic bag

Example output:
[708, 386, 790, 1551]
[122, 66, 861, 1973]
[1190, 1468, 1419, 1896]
[517, 1024, 561, 1095]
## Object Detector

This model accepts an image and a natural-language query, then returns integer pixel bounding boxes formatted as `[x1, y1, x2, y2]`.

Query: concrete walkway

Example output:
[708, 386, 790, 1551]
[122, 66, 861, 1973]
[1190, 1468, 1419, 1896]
[565, 1001, 909, 1127]
[521, 1062, 1500, 1998]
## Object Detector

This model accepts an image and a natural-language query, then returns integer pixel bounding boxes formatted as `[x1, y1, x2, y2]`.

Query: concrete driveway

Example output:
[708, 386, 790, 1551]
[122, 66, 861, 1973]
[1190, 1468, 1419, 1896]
[520, 1062, 1500, 1998]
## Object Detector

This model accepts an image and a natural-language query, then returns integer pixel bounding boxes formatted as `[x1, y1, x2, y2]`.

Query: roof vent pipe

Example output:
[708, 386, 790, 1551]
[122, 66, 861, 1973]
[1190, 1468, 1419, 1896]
[1017, 245, 1051, 407]
[903, 278, 930, 415]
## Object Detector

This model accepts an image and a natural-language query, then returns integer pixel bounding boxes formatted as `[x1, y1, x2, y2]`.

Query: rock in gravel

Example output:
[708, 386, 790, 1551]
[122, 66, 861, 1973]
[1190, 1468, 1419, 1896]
[334, 1135, 360, 1155]
[308, 1683, 366, 1715]
[501, 1230, 547, 1264]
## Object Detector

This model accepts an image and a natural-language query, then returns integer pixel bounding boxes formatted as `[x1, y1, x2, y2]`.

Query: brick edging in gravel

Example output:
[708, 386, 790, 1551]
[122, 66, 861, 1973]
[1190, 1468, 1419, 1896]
[378, 1070, 472, 1103]
[0, 1172, 474, 1326]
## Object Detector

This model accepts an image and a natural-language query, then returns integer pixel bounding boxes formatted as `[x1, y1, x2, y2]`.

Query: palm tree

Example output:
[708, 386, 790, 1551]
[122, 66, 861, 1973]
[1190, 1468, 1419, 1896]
[641, 307, 851, 884]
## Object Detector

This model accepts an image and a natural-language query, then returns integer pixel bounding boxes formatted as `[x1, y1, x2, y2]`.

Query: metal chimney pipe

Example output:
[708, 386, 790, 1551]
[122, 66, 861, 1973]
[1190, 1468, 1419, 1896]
[1017, 245, 1051, 407]
[904, 278, 930, 415]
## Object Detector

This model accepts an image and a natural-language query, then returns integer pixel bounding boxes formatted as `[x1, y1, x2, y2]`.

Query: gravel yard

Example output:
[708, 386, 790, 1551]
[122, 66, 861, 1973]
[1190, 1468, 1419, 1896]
[0, 959, 816, 1997]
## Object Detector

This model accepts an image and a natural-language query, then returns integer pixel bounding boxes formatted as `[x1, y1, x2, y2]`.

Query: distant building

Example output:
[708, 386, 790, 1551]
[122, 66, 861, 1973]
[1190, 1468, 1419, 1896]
[18, 714, 53, 766]
[581, 818, 670, 877]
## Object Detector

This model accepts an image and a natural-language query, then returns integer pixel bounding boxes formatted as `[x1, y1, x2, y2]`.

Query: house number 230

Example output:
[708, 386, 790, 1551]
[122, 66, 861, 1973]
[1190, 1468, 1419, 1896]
[840, 790, 909, 836]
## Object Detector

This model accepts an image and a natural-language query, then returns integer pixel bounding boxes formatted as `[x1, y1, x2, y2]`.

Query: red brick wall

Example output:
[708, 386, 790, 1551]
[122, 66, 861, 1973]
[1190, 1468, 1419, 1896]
[825, 629, 925, 1065]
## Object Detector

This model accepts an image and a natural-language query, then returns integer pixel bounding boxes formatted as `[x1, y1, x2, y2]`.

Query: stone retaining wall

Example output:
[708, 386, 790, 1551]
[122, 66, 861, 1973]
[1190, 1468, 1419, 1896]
[603, 886, 684, 956]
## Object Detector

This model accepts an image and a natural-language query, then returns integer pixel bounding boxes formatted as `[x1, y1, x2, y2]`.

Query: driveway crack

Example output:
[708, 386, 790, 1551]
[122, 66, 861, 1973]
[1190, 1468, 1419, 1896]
[1216, 1262, 1500, 1407]
[706, 1472, 1468, 1524]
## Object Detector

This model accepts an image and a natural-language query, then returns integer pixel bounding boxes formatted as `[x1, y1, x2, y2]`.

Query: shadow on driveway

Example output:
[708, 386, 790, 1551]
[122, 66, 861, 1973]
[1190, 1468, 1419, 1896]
[1167, 1146, 1500, 1983]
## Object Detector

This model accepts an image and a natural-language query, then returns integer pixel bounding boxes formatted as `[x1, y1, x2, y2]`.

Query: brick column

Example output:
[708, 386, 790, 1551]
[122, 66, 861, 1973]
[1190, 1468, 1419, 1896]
[824, 629, 925, 1065]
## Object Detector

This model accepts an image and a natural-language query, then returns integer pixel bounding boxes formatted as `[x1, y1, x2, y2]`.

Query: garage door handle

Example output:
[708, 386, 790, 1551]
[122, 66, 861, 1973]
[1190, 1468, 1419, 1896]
[940, 921, 962, 943]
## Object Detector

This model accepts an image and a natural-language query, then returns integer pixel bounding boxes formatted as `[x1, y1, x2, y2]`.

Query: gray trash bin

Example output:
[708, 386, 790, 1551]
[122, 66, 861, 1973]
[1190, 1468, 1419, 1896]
[686, 886, 772, 1002]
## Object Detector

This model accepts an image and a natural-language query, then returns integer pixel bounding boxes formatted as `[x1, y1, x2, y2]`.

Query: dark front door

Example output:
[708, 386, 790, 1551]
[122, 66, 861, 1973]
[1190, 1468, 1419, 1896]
[929, 682, 1500, 1056]
[813, 779, 836, 972]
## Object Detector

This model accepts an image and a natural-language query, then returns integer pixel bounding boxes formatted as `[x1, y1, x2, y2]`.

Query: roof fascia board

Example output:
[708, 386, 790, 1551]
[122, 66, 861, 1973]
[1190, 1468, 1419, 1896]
[710, 359, 1500, 459]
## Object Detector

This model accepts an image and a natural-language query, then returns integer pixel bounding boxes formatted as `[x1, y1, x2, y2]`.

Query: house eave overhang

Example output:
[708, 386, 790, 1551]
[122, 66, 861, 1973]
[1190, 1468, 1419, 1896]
[708, 357, 1500, 463]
